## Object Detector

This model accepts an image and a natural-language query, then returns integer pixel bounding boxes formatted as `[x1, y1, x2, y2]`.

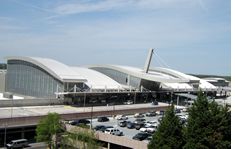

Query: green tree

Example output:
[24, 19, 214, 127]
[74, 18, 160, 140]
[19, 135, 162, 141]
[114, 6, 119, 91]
[61, 126, 100, 149]
[148, 104, 185, 149]
[184, 92, 231, 149]
[36, 112, 64, 149]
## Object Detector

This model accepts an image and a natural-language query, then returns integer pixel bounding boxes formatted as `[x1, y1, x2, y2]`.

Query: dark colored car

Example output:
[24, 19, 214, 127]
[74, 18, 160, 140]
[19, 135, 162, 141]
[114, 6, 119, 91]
[151, 101, 158, 105]
[175, 109, 181, 113]
[70, 119, 90, 126]
[126, 122, 135, 129]
[97, 117, 109, 122]
[179, 117, 187, 125]
[93, 125, 105, 131]
[135, 122, 145, 130]
[99, 126, 114, 132]
[134, 118, 146, 124]
[118, 121, 127, 127]
[160, 110, 165, 115]
[158, 116, 163, 122]
[132, 132, 150, 141]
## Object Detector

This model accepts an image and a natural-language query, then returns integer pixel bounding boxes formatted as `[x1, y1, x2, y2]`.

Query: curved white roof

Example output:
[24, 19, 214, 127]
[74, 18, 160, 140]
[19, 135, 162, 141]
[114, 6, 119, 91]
[6, 56, 86, 82]
[185, 75, 217, 89]
[71, 67, 123, 90]
[151, 67, 196, 80]
[89, 65, 217, 90]
[6, 56, 216, 91]
[89, 65, 190, 83]
[152, 67, 216, 89]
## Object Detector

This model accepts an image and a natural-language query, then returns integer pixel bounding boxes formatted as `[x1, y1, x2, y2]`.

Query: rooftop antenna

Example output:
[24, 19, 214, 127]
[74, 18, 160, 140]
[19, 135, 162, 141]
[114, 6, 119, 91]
[144, 48, 154, 73]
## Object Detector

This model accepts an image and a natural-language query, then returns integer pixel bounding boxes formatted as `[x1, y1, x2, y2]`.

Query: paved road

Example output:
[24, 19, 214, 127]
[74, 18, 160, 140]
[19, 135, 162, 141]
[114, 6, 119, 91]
[25, 142, 47, 149]
[0, 103, 169, 118]
[0, 142, 47, 149]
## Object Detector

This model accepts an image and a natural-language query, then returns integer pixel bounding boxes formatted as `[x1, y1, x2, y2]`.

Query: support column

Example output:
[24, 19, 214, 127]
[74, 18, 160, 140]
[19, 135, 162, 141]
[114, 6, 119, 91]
[134, 92, 137, 104]
[83, 93, 86, 111]
[21, 127, 25, 139]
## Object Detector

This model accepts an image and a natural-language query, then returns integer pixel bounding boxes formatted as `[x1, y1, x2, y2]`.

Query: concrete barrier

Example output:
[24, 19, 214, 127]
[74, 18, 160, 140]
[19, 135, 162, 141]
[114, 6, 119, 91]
[0, 98, 63, 107]
[0, 105, 169, 128]
[66, 125, 148, 149]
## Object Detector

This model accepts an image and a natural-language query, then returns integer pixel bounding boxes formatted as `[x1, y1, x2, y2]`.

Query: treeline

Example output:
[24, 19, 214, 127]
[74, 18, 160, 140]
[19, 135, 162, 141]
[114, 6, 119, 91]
[148, 91, 231, 149]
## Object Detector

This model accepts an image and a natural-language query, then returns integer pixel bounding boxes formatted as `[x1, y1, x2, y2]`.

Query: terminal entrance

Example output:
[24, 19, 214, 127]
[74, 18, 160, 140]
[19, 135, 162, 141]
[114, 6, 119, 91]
[64, 92, 159, 107]
[62, 91, 189, 107]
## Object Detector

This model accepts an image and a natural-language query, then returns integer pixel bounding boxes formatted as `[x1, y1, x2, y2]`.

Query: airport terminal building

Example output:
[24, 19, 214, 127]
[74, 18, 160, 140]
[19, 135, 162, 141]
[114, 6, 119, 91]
[0, 49, 223, 106]
[4, 53, 217, 99]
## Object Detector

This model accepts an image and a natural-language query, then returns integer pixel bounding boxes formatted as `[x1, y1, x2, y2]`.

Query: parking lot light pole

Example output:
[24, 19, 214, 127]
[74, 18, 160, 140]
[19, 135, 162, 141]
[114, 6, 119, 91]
[4, 123, 7, 147]
[90, 105, 93, 130]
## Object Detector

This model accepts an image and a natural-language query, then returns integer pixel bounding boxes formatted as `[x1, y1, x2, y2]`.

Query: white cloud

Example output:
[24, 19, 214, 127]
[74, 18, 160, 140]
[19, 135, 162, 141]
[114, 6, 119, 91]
[52, 0, 196, 16]
[53, 0, 128, 15]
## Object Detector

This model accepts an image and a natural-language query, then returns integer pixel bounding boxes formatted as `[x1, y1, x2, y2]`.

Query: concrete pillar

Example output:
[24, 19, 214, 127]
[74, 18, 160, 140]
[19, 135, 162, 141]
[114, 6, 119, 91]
[107, 142, 110, 149]
[21, 127, 25, 138]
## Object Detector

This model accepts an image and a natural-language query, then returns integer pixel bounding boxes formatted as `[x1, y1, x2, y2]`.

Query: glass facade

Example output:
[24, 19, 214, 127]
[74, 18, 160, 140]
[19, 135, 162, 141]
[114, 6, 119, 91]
[6, 60, 64, 98]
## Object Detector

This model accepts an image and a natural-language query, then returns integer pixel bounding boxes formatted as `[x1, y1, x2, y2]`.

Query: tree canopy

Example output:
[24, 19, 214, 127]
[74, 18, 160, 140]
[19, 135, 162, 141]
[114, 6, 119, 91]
[148, 104, 184, 149]
[148, 91, 231, 149]
[184, 92, 231, 149]
[36, 112, 64, 149]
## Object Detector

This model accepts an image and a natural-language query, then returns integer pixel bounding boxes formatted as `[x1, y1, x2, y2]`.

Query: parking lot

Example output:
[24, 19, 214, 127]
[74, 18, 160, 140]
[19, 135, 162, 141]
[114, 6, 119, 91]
[93, 115, 159, 140]
[69, 110, 189, 142]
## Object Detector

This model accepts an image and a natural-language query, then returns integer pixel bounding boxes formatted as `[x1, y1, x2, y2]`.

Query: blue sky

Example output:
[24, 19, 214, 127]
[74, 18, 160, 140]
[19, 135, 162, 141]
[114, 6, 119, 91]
[0, 0, 231, 75]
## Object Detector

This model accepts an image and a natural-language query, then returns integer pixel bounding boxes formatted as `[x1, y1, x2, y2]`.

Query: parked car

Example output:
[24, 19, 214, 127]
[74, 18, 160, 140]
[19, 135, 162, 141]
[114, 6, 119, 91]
[175, 108, 181, 113]
[124, 100, 133, 105]
[134, 113, 145, 118]
[151, 101, 158, 105]
[97, 117, 109, 122]
[105, 128, 123, 136]
[6, 139, 28, 149]
[156, 110, 165, 116]
[134, 118, 146, 124]
[177, 114, 188, 124]
[69, 119, 90, 126]
[145, 120, 158, 127]
[140, 125, 156, 133]
[93, 125, 105, 131]
[158, 116, 163, 122]
[146, 111, 157, 117]
[118, 121, 127, 127]
[135, 122, 145, 130]
[132, 132, 150, 141]
[99, 126, 114, 132]
[126, 122, 135, 129]
[115, 115, 128, 120]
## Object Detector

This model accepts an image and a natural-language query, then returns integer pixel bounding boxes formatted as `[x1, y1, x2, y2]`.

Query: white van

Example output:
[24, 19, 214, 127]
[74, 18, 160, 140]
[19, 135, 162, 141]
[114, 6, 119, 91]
[6, 139, 28, 149]
[105, 128, 123, 136]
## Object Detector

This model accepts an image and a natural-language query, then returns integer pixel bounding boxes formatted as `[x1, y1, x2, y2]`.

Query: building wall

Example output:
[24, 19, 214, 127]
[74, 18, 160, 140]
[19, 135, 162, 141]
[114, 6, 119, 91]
[6, 60, 63, 98]
[0, 70, 6, 92]
[90, 67, 141, 90]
